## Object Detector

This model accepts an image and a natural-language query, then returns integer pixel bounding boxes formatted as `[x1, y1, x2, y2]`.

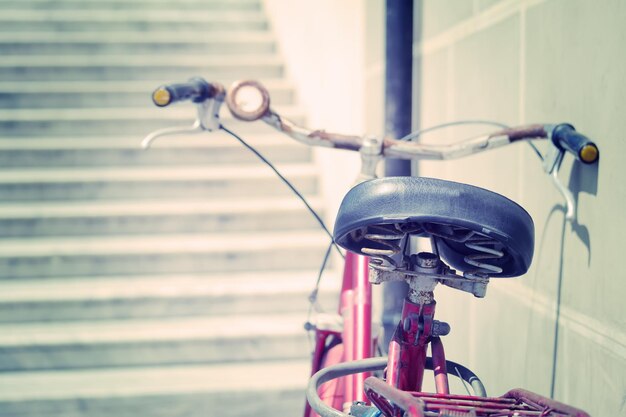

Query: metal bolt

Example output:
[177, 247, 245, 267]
[414, 252, 439, 268]
[432, 320, 451, 337]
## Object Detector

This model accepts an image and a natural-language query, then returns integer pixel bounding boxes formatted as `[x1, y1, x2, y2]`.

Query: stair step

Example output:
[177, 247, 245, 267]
[0, 31, 273, 42]
[0, 104, 296, 120]
[0, 163, 317, 201]
[0, 360, 309, 417]
[0, 0, 261, 11]
[0, 196, 322, 237]
[0, 105, 302, 136]
[0, 132, 309, 167]
[0, 132, 297, 148]
[0, 55, 282, 82]
[0, 314, 311, 371]
[0, 270, 340, 322]
[0, 33, 275, 55]
[0, 79, 294, 108]
[0, 30, 273, 42]
[0, 10, 268, 32]
[0, 231, 331, 278]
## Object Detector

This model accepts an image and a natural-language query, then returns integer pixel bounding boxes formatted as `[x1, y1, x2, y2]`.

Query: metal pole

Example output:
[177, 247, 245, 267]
[382, 0, 416, 350]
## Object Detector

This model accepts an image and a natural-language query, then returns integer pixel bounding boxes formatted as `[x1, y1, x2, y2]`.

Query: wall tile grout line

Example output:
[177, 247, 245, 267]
[414, 0, 548, 58]
[491, 282, 626, 361]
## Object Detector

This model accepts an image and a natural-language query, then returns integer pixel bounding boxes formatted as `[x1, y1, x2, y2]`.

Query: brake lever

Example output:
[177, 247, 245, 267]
[141, 121, 201, 149]
[542, 141, 576, 222]
[141, 98, 224, 149]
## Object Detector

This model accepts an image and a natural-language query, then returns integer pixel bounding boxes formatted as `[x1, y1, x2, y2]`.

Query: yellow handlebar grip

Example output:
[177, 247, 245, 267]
[580, 144, 599, 163]
[152, 87, 172, 107]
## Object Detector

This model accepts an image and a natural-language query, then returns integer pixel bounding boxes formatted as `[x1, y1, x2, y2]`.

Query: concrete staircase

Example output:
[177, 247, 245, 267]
[0, 1, 335, 415]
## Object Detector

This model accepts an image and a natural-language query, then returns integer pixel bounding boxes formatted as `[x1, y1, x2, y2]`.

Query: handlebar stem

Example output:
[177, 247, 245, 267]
[356, 136, 383, 184]
[197, 98, 223, 132]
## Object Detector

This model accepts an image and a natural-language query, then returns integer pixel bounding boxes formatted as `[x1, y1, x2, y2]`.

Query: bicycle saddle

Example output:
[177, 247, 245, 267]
[333, 177, 534, 277]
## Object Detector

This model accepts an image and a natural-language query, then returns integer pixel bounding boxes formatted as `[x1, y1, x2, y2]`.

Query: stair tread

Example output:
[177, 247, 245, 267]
[0, 312, 311, 346]
[0, 230, 329, 256]
[0, 269, 339, 303]
[0, 31, 273, 43]
[0, 0, 259, 5]
[0, 104, 300, 120]
[0, 133, 298, 150]
[0, 79, 291, 93]
[0, 360, 310, 401]
[0, 54, 280, 67]
[0, 163, 316, 183]
[0, 9, 265, 22]
[0, 0, 258, 4]
[0, 196, 321, 218]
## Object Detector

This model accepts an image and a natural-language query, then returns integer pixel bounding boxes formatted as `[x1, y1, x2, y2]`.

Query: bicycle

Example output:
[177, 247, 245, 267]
[142, 77, 598, 417]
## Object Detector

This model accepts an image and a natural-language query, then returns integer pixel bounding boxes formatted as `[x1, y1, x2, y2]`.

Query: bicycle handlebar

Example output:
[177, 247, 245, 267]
[261, 110, 551, 161]
[149, 77, 599, 165]
[152, 77, 225, 107]
[382, 124, 550, 160]
[222, 80, 596, 162]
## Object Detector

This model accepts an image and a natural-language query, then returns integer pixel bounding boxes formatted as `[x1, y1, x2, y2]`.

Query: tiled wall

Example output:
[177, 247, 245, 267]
[414, 1, 625, 415]
[337, 1, 624, 413]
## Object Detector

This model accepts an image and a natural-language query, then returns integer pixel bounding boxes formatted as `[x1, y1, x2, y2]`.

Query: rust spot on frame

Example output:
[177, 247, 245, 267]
[491, 124, 548, 141]
[308, 130, 362, 150]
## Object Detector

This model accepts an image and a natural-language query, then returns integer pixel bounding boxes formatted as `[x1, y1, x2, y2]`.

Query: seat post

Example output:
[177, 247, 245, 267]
[386, 296, 435, 392]
[385, 252, 449, 393]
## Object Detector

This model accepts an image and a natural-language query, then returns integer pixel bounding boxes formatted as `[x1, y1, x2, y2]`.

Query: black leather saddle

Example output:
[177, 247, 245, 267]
[333, 177, 534, 277]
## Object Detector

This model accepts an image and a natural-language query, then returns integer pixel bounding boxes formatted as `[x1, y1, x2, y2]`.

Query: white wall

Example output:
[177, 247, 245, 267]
[415, 1, 625, 415]
[263, 0, 389, 327]
[262, 0, 366, 227]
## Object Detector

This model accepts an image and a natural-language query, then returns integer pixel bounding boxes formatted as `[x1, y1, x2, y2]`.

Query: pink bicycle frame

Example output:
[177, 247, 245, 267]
[305, 253, 453, 417]
[305, 253, 449, 417]
[386, 298, 450, 395]
[305, 252, 373, 417]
